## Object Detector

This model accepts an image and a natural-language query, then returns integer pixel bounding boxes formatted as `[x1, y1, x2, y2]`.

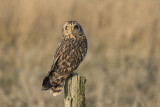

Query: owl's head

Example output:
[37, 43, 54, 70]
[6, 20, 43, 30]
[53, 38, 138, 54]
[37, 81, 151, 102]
[62, 21, 84, 38]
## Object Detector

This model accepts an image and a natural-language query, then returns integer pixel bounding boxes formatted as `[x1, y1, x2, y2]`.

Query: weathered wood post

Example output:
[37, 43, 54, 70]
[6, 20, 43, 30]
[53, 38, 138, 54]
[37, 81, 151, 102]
[64, 73, 86, 107]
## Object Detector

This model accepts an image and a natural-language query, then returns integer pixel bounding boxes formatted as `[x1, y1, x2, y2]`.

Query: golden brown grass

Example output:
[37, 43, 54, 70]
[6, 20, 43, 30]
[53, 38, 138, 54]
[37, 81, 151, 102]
[0, 0, 160, 107]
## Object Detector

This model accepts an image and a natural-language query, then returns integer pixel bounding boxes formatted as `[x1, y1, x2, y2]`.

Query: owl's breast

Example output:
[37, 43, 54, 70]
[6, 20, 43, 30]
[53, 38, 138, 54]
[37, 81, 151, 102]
[54, 38, 87, 75]
[69, 38, 87, 64]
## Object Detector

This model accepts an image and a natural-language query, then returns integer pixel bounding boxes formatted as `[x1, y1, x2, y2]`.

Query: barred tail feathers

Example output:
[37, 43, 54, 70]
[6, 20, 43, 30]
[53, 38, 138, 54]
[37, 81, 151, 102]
[42, 75, 64, 96]
[52, 82, 64, 96]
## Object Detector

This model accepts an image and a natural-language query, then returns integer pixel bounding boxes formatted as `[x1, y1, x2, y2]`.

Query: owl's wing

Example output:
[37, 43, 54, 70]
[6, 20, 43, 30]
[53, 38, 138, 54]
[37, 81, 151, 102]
[42, 41, 64, 90]
[50, 40, 65, 71]
[50, 39, 81, 76]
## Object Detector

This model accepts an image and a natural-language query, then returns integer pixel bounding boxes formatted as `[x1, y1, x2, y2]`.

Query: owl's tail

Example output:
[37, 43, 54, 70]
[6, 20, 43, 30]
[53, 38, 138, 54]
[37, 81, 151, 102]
[51, 82, 64, 96]
[42, 76, 64, 96]
[42, 76, 52, 90]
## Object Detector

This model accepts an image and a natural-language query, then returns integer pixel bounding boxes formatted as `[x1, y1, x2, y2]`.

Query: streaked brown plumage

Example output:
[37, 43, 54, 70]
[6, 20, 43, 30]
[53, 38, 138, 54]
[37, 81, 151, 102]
[42, 21, 88, 96]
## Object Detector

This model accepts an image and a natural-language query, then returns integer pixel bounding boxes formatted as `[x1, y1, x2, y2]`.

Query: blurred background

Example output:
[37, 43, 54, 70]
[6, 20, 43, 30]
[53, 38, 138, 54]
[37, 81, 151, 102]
[0, 0, 160, 107]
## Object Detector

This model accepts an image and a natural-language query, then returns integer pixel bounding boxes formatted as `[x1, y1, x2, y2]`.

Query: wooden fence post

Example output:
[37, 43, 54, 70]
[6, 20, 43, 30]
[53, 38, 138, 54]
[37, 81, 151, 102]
[64, 73, 86, 107]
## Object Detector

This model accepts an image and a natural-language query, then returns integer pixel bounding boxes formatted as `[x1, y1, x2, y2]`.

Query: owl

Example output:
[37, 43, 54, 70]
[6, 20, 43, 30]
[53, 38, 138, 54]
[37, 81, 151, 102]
[42, 21, 88, 96]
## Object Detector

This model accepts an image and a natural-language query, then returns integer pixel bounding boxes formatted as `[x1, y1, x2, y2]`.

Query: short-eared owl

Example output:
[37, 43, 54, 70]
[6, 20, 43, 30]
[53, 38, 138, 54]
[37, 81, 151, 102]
[42, 21, 88, 96]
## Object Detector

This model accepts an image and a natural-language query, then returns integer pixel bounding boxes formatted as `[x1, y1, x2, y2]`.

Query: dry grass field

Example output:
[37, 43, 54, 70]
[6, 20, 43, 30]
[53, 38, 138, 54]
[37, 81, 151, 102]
[0, 0, 160, 107]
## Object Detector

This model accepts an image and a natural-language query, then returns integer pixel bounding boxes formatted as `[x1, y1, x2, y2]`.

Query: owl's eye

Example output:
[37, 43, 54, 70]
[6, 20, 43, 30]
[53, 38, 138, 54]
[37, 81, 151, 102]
[74, 25, 79, 29]
[66, 26, 69, 30]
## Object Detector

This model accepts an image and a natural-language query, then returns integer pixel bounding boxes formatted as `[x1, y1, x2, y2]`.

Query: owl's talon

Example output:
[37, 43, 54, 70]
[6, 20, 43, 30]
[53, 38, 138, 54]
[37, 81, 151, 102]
[70, 72, 78, 77]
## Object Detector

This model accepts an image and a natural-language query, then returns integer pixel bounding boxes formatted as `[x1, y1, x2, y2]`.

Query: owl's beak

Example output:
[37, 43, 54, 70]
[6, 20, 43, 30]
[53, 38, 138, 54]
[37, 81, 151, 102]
[70, 31, 73, 34]
[70, 29, 76, 39]
[70, 28, 74, 34]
